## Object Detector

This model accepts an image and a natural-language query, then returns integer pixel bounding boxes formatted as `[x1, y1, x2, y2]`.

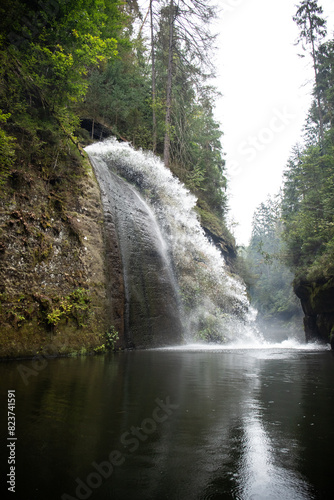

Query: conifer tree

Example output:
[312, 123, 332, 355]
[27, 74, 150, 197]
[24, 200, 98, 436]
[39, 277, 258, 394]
[153, 0, 218, 168]
[293, 0, 327, 141]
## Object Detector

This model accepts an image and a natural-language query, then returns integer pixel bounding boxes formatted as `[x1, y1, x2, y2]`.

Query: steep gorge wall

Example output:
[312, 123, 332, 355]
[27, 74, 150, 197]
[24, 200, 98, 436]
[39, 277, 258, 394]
[295, 279, 334, 347]
[0, 139, 240, 358]
[0, 150, 124, 358]
[0, 141, 184, 358]
[90, 154, 182, 348]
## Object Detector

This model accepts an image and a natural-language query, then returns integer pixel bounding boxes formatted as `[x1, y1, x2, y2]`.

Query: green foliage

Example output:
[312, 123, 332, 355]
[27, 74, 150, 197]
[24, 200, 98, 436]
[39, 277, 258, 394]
[47, 308, 63, 327]
[0, 293, 36, 330]
[293, 0, 327, 141]
[1, 0, 228, 230]
[105, 326, 119, 349]
[245, 196, 302, 322]
[76, 0, 228, 223]
[46, 288, 90, 329]
[0, 109, 16, 184]
[93, 344, 107, 354]
[170, 88, 227, 218]
[94, 325, 119, 353]
[80, 45, 153, 146]
[0, 0, 236, 353]
[68, 288, 91, 327]
[195, 199, 236, 256]
[153, 6, 227, 218]
[282, 135, 334, 280]
[0, 0, 125, 161]
[197, 311, 228, 343]
[293, 1, 327, 50]
[280, 14, 334, 289]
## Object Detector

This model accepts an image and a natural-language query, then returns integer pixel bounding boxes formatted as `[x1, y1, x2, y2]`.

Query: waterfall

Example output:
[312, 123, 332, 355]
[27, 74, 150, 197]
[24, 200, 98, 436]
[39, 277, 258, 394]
[85, 138, 258, 347]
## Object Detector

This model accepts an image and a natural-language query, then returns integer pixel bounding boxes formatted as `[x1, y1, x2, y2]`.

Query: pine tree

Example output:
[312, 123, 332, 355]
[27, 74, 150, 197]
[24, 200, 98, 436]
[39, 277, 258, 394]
[155, 0, 218, 168]
[293, 0, 327, 141]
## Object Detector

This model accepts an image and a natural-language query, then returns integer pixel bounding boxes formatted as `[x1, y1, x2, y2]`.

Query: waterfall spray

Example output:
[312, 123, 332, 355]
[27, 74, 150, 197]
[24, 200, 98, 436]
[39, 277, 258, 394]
[86, 138, 259, 346]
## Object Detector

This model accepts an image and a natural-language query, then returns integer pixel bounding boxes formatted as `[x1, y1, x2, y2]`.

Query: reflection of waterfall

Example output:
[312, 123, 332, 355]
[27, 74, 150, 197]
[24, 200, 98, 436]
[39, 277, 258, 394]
[237, 363, 312, 500]
[224, 394, 312, 500]
[86, 138, 258, 345]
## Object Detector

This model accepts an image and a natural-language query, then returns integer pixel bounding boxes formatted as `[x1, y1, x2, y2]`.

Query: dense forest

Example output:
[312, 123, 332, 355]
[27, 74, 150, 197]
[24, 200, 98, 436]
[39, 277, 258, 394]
[243, 0, 334, 344]
[0, 0, 230, 239]
[241, 195, 303, 340]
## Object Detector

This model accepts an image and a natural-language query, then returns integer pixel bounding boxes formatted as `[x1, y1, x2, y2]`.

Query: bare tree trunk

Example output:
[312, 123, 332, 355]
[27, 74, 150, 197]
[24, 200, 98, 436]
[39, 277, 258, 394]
[311, 39, 324, 142]
[164, 0, 174, 168]
[150, 0, 157, 153]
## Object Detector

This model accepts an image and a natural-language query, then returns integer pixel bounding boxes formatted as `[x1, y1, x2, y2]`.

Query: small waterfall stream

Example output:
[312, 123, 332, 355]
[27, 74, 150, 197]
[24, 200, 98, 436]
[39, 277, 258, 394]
[85, 138, 259, 346]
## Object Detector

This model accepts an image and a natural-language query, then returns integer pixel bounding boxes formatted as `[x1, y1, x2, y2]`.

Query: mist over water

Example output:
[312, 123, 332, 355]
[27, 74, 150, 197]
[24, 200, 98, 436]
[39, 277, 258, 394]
[153, 339, 330, 352]
[86, 138, 259, 344]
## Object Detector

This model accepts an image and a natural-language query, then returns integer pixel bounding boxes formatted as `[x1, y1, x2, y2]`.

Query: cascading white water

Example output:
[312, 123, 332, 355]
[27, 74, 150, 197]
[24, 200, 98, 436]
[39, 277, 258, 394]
[86, 138, 260, 344]
[86, 149, 183, 348]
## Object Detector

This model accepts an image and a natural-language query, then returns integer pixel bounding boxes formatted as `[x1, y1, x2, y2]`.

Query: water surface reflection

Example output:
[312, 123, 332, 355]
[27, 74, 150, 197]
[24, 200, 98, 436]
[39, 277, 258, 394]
[0, 344, 333, 499]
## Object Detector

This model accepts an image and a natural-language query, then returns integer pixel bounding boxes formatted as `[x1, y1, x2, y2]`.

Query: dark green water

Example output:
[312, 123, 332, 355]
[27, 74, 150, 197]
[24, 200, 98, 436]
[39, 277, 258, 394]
[1, 343, 334, 499]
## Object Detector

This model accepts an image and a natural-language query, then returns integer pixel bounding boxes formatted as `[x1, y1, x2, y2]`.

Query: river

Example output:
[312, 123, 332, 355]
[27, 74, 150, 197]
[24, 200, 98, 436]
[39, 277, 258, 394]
[1, 342, 334, 499]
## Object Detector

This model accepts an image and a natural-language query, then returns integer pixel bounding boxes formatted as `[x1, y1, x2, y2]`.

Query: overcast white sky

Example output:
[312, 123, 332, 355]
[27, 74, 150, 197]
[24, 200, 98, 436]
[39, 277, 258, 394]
[137, 0, 334, 245]
[214, 0, 334, 245]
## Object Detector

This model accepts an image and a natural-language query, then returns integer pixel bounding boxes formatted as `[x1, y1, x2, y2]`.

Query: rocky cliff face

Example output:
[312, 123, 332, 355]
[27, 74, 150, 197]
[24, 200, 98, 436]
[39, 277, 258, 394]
[0, 141, 184, 358]
[0, 149, 118, 358]
[0, 139, 239, 358]
[195, 199, 237, 270]
[294, 278, 334, 347]
[89, 154, 182, 348]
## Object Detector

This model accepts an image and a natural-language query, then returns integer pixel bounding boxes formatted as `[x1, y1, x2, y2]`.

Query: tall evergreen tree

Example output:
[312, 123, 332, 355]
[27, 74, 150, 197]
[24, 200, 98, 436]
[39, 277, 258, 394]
[245, 196, 302, 326]
[293, 0, 327, 141]
[154, 0, 218, 168]
[163, 0, 175, 168]
[150, 0, 157, 152]
[281, 23, 334, 282]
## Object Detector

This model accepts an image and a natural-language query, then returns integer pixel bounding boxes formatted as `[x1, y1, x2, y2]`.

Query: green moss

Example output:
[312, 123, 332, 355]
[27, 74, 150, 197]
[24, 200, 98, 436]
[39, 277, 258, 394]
[0, 288, 92, 342]
[41, 288, 91, 329]
[0, 100, 111, 359]
[195, 199, 236, 256]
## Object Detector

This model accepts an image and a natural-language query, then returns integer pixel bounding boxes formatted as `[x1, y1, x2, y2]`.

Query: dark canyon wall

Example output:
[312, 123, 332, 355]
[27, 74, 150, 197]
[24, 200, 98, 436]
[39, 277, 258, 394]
[90, 155, 182, 348]
[0, 154, 113, 358]
[0, 147, 183, 358]
[295, 279, 334, 347]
